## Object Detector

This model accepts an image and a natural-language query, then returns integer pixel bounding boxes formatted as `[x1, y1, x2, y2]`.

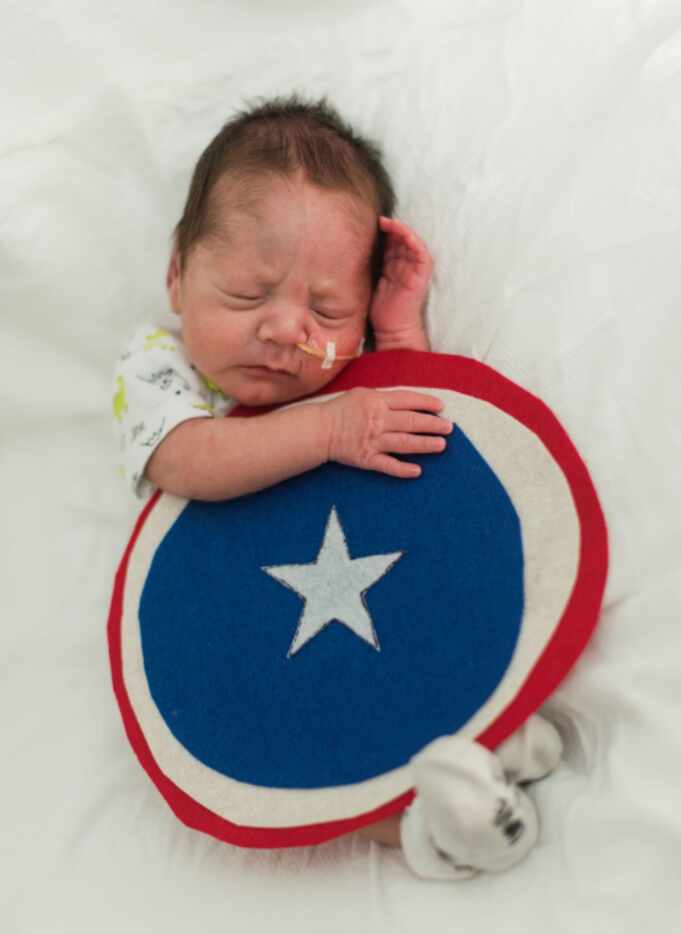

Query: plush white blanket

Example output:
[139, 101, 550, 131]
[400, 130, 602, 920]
[3, 1, 681, 931]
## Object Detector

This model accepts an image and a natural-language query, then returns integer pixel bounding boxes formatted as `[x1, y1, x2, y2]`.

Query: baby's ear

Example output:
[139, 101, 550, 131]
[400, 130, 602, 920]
[166, 240, 182, 315]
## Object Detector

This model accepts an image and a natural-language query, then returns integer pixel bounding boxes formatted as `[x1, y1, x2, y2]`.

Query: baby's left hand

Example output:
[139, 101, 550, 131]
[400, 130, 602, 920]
[370, 216, 434, 351]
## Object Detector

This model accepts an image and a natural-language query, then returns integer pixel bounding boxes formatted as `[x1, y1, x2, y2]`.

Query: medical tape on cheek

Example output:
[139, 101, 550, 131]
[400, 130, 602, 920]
[321, 340, 336, 370]
[295, 339, 361, 365]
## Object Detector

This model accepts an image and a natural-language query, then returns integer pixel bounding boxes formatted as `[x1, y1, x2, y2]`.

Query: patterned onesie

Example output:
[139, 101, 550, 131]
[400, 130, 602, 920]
[112, 324, 235, 498]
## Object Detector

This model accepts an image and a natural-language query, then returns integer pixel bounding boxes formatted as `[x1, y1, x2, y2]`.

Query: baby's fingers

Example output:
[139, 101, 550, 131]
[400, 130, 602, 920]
[370, 453, 422, 479]
[381, 432, 447, 456]
[389, 410, 453, 437]
[379, 217, 433, 268]
[382, 389, 444, 414]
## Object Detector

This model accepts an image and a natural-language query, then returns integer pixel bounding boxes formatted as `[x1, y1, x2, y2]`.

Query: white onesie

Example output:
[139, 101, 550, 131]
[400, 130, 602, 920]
[112, 324, 235, 498]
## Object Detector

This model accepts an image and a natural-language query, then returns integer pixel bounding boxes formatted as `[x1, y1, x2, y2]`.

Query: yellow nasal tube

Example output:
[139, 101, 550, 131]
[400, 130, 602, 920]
[296, 338, 365, 369]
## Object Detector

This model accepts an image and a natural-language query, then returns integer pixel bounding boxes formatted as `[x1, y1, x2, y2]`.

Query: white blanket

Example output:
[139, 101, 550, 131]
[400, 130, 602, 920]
[3, 1, 681, 931]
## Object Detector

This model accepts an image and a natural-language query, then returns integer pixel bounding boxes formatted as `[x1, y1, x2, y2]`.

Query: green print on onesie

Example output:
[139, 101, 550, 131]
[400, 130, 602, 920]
[200, 373, 227, 396]
[144, 328, 177, 353]
[113, 375, 128, 422]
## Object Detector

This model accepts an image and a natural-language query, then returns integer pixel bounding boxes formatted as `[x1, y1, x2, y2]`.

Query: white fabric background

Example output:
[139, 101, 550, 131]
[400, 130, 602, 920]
[2, 1, 680, 931]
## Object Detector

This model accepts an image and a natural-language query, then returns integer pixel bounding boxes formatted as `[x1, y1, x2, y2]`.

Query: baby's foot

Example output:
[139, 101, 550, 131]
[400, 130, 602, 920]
[495, 715, 563, 784]
[401, 796, 479, 881]
[401, 734, 539, 880]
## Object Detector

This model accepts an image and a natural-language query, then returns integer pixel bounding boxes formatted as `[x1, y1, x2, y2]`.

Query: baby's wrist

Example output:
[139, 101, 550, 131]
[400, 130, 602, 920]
[374, 325, 430, 353]
[316, 397, 338, 465]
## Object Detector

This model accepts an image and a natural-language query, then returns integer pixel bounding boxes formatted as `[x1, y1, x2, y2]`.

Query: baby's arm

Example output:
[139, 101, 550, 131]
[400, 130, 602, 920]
[147, 387, 452, 501]
[146, 404, 328, 501]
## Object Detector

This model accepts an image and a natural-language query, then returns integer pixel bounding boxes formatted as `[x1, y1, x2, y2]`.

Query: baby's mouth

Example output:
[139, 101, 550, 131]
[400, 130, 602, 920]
[244, 363, 297, 377]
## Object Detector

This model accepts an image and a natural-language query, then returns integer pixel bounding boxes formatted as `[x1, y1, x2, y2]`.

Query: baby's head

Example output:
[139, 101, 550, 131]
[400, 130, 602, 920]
[167, 93, 396, 407]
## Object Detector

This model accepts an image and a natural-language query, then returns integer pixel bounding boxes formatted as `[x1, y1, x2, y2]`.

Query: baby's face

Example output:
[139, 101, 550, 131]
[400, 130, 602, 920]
[168, 171, 376, 407]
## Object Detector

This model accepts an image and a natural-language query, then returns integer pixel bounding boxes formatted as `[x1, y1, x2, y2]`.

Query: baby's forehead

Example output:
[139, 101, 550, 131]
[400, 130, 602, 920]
[208, 171, 376, 250]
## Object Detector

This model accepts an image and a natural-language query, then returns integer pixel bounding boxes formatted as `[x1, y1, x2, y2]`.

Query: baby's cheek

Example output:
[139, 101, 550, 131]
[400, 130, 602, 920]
[318, 316, 367, 352]
[183, 320, 212, 366]
[185, 314, 229, 371]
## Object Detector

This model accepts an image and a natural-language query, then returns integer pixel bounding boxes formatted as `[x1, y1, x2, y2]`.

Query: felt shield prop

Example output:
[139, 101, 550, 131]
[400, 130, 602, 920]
[107, 351, 608, 848]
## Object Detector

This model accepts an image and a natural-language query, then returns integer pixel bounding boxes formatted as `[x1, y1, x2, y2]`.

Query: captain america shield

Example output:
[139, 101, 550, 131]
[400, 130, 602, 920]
[108, 350, 608, 848]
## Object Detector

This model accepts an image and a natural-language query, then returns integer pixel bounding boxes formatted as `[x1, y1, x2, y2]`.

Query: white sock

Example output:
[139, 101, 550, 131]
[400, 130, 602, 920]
[400, 795, 479, 881]
[495, 715, 563, 784]
[400, 734, 539, 880]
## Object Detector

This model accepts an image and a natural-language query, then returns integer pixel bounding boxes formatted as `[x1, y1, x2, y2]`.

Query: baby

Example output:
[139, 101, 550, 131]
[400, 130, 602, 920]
[113, 94, 562, 880]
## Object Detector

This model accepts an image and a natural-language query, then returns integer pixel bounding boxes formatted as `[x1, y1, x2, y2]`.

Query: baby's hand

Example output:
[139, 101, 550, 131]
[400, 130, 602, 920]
[324, 387, 453, 479]
[370, 217, 434, 351]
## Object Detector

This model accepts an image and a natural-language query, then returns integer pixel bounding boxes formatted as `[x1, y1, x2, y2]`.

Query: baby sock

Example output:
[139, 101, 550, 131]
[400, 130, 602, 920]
[400, 734, 540, 881]
[495, 714, 563, 784]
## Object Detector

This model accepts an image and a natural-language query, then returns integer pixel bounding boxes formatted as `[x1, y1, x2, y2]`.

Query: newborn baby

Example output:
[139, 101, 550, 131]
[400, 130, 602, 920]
[113, 94, 562, 880]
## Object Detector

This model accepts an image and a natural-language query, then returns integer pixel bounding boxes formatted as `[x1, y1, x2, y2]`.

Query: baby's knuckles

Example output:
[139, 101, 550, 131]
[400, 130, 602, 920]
[326, 387, 389, 469]
[358, 389, 391, 466]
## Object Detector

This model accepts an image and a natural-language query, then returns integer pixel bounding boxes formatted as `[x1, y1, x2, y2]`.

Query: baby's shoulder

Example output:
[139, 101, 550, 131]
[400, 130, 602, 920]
[116, 322, 232, 412]
[118, 322, 196, 371]
[125, 322, 186, 356]
[116, 321, 201, 388]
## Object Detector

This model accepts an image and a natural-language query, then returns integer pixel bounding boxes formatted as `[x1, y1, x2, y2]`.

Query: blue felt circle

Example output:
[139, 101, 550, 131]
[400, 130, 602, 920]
[139, 428, 524, 788]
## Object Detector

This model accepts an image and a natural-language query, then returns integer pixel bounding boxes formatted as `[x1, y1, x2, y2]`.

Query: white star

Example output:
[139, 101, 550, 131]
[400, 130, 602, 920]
[261, 506, 405, 657]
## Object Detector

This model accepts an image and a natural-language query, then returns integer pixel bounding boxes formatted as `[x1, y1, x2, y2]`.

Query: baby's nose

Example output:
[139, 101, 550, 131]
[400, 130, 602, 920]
[257, 305, 309, 346]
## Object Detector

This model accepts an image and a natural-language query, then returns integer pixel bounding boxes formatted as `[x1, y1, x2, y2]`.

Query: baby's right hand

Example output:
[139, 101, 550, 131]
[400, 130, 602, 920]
[324, 387, 453, 479]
